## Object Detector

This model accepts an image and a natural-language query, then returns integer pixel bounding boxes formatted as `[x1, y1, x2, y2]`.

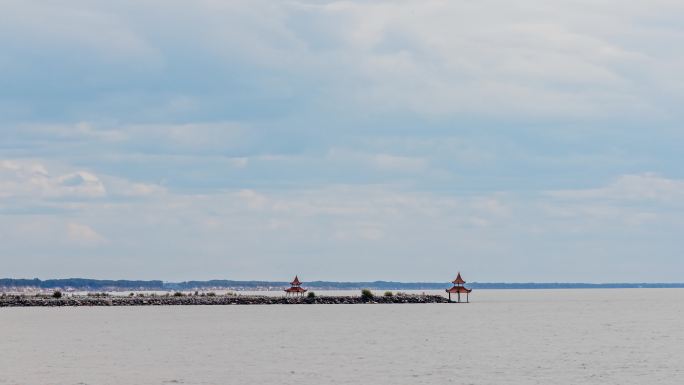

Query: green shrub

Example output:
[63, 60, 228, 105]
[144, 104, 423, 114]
[361, 289, 374, 300]
[52, 290, 63, 299]
[384, 291, 393, 297]
[173, 292, 184, 297]
[307, 291, 316, 298]
[206, 292, 217, 297]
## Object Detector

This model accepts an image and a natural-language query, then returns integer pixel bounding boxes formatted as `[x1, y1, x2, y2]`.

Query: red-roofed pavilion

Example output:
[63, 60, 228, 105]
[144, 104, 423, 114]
[446, 272, 472, 303]
[284, 275, 307, 296]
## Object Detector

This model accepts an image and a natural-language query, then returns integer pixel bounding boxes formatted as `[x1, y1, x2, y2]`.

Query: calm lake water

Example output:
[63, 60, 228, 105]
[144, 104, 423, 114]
[1, 289, 683, 385]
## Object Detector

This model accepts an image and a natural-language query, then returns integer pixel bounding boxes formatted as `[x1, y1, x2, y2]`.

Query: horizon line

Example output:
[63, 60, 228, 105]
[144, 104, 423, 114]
[2, 277, 684, 286]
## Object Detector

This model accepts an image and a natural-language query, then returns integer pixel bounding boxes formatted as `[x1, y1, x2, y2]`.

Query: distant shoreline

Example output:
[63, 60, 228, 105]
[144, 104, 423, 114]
[2, 278, 684, 292]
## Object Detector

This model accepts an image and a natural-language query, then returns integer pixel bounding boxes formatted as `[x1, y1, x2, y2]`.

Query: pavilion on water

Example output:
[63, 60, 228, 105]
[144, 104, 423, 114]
[446, 272, 472, 303]
[284, 276, 307, 296]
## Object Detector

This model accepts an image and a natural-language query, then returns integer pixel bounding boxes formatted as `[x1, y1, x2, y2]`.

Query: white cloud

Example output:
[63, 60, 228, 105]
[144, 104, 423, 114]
[372, 154, 428, 172]
[105, 177, 167, 198]
[1, 1, 161, 64]
[538, 173, 684, 229]
[326, 149, 430, 174]
[230, 157, 249, 168]
[16, 122, 128, 142]
[2, 174, 682, 281]
[0, 160, 105, 199]
[237, 189, 269, 210]
[0, 159, 166, 200]
[67, 223, 108, 246]
[12, 122, 248, 153]
[123, 123, 247, 151]
[548, 173, 684, 204]
[56, 172, 107, 197]
[218, 0, 682, 118]
[4, 0, 682, 121]
[233, 185, 506, 226]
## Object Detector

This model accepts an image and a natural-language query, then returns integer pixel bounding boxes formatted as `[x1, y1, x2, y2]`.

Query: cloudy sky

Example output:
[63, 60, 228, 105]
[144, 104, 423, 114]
[1, 0, 683, 282]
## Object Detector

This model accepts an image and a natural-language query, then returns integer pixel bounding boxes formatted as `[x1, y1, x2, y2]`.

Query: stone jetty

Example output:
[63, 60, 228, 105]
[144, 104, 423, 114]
[0, 293, 451, 307]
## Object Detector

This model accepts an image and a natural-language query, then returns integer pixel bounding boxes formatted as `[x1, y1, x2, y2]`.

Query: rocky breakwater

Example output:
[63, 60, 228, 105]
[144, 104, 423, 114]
[0, 293, 451, 307]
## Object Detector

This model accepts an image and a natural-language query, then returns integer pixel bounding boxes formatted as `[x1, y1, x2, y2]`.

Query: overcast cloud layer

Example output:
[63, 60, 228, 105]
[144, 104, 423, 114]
[1, 0, 683, 282]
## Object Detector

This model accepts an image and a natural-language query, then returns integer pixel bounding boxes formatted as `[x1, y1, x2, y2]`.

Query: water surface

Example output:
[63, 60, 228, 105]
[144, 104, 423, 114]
[1, 289, 682, 385]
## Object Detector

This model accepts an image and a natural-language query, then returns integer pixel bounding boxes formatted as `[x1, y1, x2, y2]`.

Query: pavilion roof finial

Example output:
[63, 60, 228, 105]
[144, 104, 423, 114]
[452, 272, 466, 285]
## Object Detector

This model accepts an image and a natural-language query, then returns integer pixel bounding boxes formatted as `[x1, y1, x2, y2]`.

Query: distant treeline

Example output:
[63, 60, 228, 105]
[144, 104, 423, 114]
[470, 282, 684, 289]
[2, 278, 684, 291]
[0, 278, 165, 290]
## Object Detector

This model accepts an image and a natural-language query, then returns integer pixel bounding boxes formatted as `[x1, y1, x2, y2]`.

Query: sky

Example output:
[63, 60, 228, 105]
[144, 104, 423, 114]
[1, 0, 683, 282]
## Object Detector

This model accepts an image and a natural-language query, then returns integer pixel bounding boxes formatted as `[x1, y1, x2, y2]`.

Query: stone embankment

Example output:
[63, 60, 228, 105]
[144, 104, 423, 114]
[0, 294, 451, 307]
